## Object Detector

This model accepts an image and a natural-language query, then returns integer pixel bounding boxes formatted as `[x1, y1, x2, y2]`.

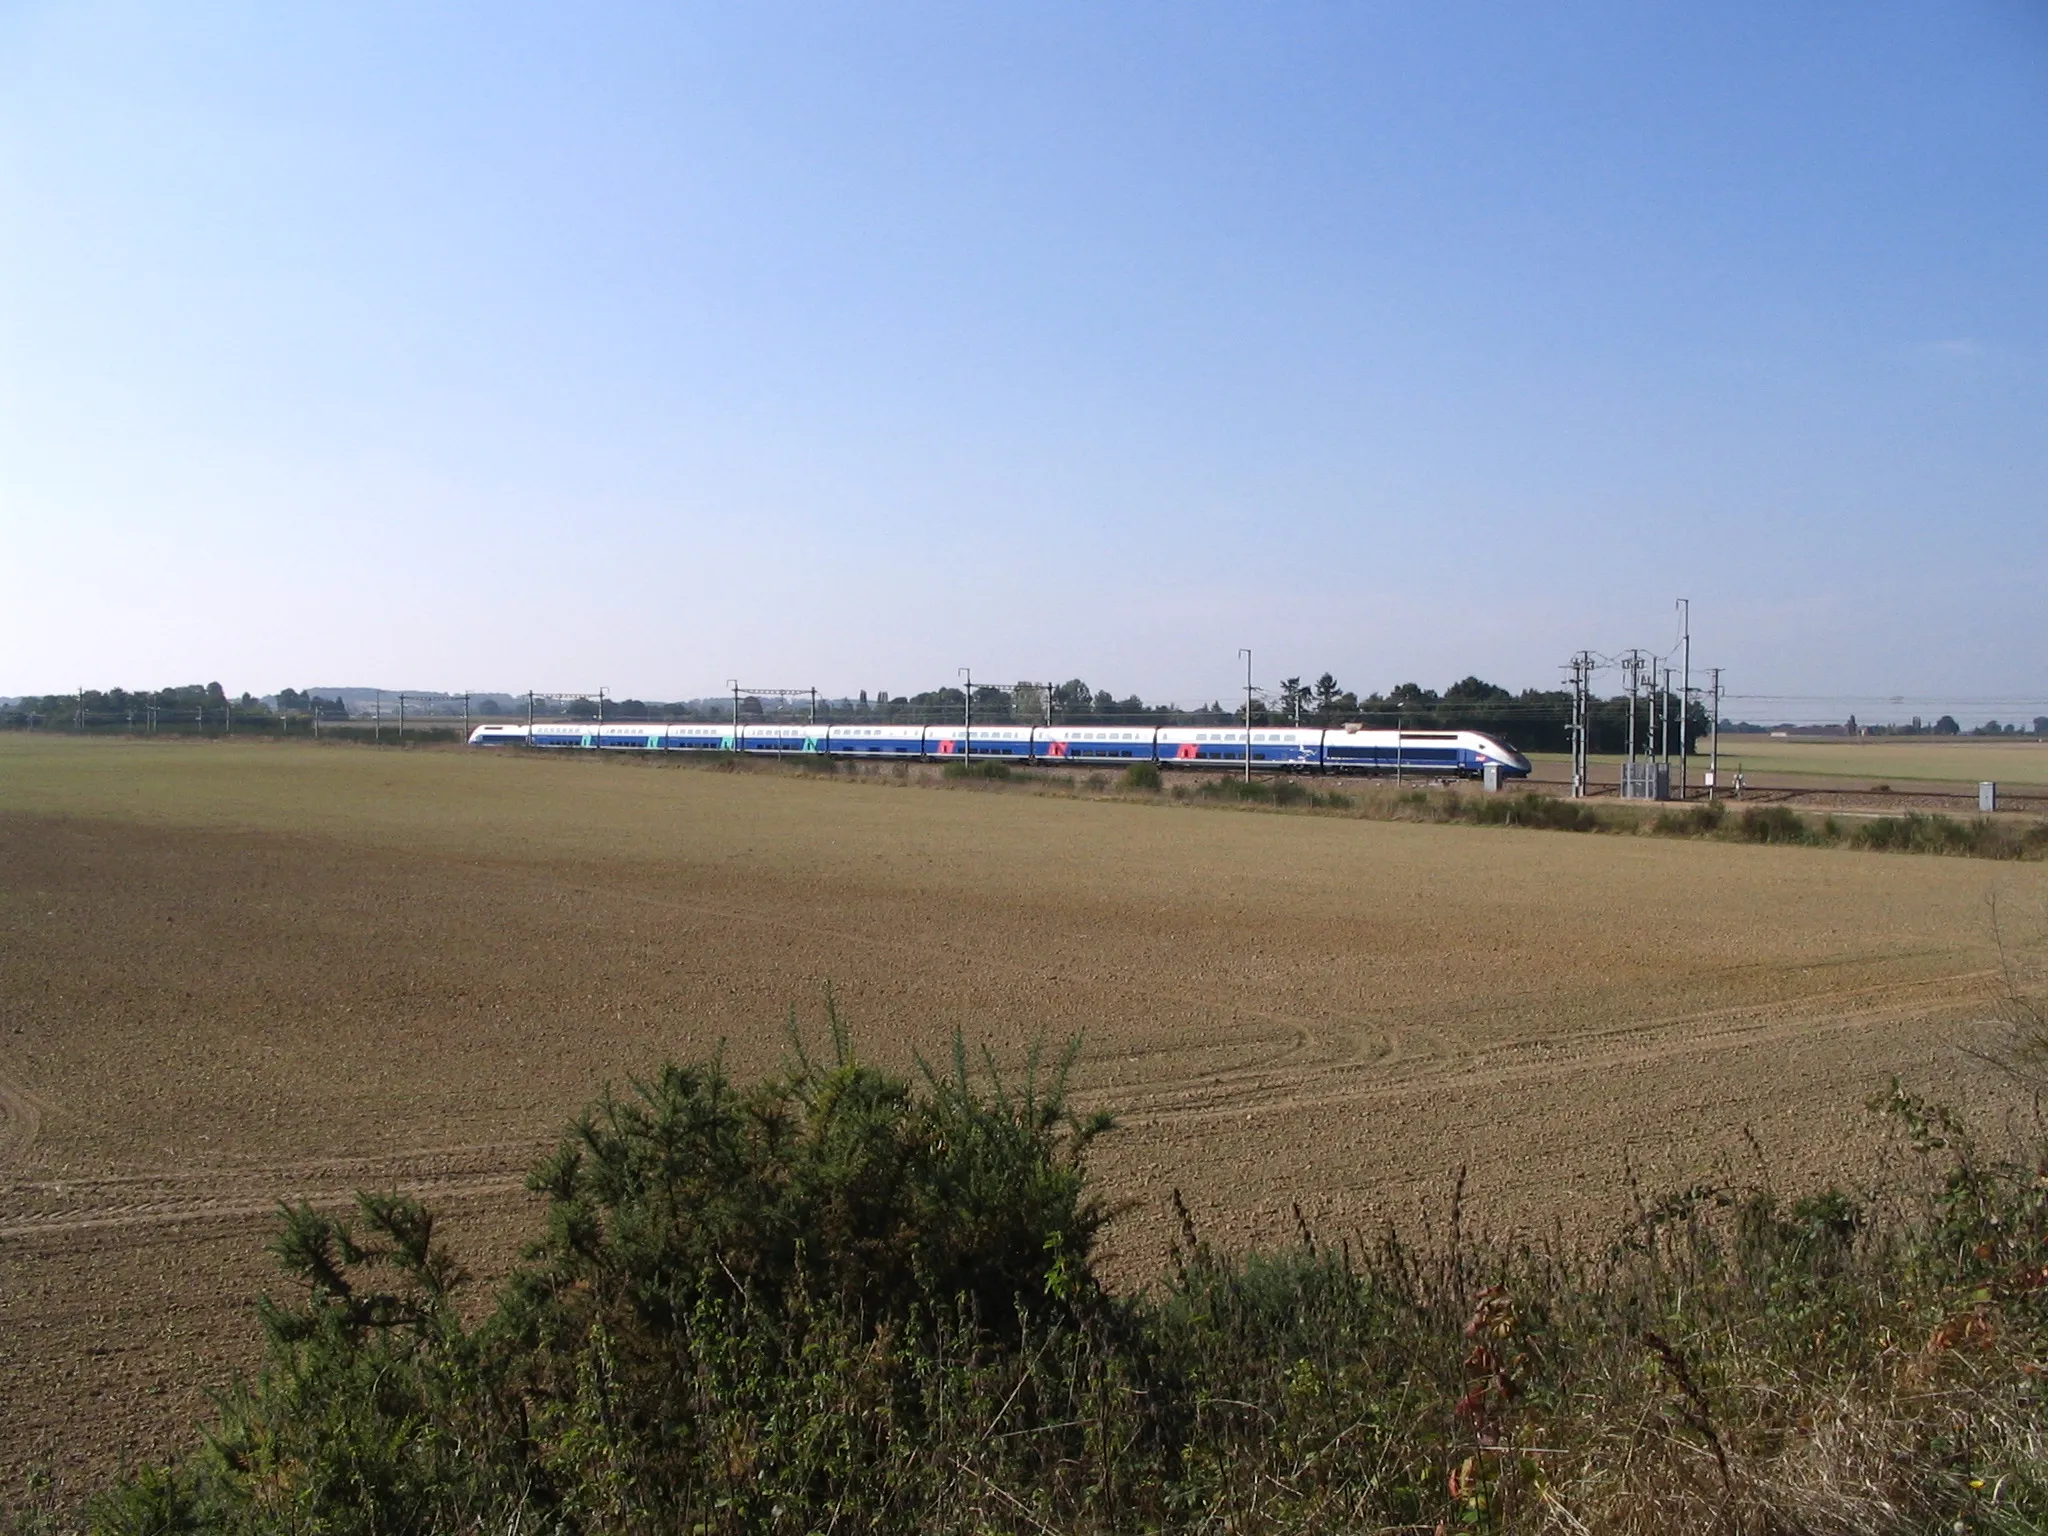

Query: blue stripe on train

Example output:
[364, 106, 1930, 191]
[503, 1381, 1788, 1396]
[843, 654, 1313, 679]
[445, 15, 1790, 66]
[827, 736, 925, 754]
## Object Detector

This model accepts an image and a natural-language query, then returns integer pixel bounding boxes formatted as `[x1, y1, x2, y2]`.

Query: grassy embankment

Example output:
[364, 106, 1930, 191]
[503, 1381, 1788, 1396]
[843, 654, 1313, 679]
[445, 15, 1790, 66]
[879, 750, 2048, 859]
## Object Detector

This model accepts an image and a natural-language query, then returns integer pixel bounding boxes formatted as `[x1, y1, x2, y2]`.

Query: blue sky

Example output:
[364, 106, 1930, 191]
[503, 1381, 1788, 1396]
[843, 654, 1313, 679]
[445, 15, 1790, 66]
[3, 3, 2044, 718]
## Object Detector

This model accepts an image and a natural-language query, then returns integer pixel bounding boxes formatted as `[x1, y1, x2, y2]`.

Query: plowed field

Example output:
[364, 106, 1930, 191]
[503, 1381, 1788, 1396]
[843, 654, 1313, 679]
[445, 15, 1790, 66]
[0, 737, 2034, 1494]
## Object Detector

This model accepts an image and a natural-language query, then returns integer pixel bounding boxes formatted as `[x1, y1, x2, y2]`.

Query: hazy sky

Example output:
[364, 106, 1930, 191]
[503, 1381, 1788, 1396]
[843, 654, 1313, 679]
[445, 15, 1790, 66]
[4, 3, 2045, 717]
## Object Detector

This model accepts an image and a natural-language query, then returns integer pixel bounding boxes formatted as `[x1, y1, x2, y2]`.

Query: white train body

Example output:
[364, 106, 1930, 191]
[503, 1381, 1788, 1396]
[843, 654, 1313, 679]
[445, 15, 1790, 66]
[468, 720, 1531, 777]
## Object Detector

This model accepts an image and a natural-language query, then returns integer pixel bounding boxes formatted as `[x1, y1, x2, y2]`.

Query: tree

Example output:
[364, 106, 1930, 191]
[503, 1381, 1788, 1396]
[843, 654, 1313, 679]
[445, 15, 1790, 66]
[1052, 680, 1094, 719]
[1278, 677, 1308, 724]
[1443, 676, 1510, 705]
[1312, 673, 1341, 722]
[1935, 715, 1960, 735]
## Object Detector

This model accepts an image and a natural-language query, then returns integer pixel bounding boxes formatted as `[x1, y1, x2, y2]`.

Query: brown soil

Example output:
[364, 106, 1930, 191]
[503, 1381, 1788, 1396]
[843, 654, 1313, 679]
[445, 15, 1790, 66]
[0, 739, 2035, 1498]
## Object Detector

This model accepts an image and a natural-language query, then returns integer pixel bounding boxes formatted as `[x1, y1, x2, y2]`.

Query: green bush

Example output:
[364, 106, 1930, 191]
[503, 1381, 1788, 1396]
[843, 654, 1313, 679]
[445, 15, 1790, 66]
[1189, 775, 1352, 809]
[941, 758, 1012, 781]
[1195, 776, 1272, 802]
[1465, 793, 1606, 832]
[1120, 762, 1163, 792]
[76, 1025, 2048, 1536]
[512, 1023, 1112, 1344]
[1735, 804, 1811, 844]
[1650, 801, 1727, 837]
[1851, 811, 2048, 859]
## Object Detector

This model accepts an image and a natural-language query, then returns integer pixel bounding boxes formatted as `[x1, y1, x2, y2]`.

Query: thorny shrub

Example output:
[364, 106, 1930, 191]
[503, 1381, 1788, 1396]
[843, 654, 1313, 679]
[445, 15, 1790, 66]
[49, 1006, 2048, 1536]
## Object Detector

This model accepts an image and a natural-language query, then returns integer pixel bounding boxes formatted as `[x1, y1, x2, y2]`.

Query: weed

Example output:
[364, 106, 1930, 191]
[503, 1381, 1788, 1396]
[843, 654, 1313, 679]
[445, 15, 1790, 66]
[942, 758, 1012, 781]
[1736, 804, 1812, 844]
[1464, 793, 1606, 831]
[1196, 777, 1271, 803]
[312, 725, 465, 747]
[1651, 801, 1727, 837]
[84, 1025, 2048, 1535]
[1852, 811, 2047, 859]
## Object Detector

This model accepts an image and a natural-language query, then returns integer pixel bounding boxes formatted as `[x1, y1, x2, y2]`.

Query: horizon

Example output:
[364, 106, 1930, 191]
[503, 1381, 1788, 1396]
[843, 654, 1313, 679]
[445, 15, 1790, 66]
[8, 674, 2047, 733]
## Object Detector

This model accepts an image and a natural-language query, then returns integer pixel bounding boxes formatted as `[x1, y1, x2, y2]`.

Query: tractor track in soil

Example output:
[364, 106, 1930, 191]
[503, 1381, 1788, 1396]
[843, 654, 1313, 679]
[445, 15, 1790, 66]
[0, 737, 2036, 1497]
[0, 1146, 541, 1241]
[0, 1063, 48, 1169]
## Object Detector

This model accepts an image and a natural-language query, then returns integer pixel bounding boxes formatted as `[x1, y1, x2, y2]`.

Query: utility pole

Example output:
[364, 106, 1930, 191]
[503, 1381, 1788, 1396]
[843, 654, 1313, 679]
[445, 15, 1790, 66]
[808, 687, 817, 727]
[1567, 652, 1595, 799]
[1658, 666, 1671, 774]
[1677, 598, 1691, 800]
[1239, 648, 1253, 784]
[462, 692, 470, 740]
[375, 690, 382, 744]
[1664, 667, 1675, 777]
[1622, 651, 1642, 773]
[1664, 667, 1675, 775]
[526, 690, 535, 735]
[1649, 667, 1660, 774]
[1564, 660, 1579, 799]
[728, 679, 741, 749]
[1708, 668, 1723, 801]
[398, 691, 407, 742]
[958, 667, 972, 763]
[598, 687, 606, 725]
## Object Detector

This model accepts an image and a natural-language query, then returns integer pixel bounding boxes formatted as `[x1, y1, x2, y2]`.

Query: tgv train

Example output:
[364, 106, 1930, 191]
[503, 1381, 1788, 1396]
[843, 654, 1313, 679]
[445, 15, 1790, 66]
[467, 720, 1531, 778]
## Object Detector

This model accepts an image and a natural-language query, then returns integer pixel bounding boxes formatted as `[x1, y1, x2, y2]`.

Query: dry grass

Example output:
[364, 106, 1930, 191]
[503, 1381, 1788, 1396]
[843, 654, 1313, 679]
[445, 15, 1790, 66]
[1534, 737, 2048, 787]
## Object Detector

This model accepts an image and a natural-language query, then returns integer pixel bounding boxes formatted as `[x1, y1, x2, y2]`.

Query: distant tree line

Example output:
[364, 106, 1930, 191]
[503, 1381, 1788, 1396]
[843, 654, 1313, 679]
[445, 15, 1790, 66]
[45, 676, 2048, 755]
[1719, 714, 2048, 738]
[5, 674, 1735, 753]
[9, 685, 346, 732]
[7, 683, 248, 732]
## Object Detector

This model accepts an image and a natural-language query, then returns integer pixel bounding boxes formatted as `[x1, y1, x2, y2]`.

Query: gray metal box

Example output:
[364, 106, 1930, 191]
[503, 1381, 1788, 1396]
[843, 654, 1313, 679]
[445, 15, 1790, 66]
[1620, 762, 1670, 801]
